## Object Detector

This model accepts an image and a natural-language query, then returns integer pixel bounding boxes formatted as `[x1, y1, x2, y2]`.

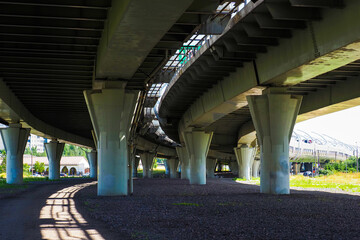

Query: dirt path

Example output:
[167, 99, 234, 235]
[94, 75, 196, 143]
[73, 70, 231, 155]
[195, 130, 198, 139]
[0, 180, 120, 240]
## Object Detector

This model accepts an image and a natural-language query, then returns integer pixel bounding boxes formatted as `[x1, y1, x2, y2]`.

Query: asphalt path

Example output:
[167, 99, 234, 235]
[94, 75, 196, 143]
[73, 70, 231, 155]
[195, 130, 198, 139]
[0, 180, 119, 240]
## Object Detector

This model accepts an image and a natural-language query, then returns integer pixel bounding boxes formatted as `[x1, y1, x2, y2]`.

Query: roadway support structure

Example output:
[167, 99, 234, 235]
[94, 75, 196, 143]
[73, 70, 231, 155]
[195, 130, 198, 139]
[0, 124, 30, 184]
[167, 158, 179, 179]
[206, 158, 216, 178]
[45, 140, 65, 180]
[234, 145, 256, 180]
[84, 82, 139, 196]
[229, 161, 239, 176]
[247, 88, 302, 194]
[86, 150, 97, 179]
[176, 146, 190, 180]
[183, 129, 213, 185]
[140, 152, 155, 178]
[252, 159, 260, 178]
[133, 157, 140, 177]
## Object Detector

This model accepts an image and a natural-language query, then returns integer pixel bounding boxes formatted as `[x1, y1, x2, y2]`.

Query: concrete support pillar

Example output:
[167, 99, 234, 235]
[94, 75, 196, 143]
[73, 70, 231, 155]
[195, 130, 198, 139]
[84, 83, 139, 196]
[234, 145, 256, 180]
[176, 146, 190, 180]
[206, 158, 216, 178]
[132, 157, 140, 177]
[229, 161, 239, 176]
[252, 159, 260, 178]
[164, 160, 170, 176]
[167, 158, 179, 179]
[139, 152, 155, 178]
[0, 124, 30, 184]
[45, 140, 65, 180]
[182, 130, 213, 185]
[247, 88, 302, 194]
[86, 150, 97, 179]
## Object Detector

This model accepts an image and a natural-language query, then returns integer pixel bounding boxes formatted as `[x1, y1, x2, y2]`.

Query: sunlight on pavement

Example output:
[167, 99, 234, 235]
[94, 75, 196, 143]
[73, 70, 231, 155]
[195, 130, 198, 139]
[39, 182, 105, 240]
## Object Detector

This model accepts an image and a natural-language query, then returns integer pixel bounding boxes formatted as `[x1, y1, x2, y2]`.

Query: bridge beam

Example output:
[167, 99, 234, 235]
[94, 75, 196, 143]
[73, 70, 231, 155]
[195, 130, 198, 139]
[140, 152, 155, 178]
[84, 82, 139, 196]
[247, 88, 302, 194]
[45, 140, 65, 180]
[234, 145, 256, 180]
[176, 146, 190, 180]
[167, 158, 179, 179]
[182, 130, 213, 185]
[206, 158, 217, 178]
[0, 124, 30, 184]
[252, 159, 260, 178]
[86, 150, 97, 179]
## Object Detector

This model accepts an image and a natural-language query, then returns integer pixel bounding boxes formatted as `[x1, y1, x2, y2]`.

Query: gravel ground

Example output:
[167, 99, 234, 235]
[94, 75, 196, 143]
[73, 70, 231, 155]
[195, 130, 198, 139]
[75, 178, 360, 240]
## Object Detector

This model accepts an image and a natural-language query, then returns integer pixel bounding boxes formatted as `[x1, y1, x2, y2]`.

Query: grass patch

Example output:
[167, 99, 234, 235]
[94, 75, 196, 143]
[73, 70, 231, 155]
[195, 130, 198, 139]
[233, 177, 260, 182]
[172, 202, 201, 207]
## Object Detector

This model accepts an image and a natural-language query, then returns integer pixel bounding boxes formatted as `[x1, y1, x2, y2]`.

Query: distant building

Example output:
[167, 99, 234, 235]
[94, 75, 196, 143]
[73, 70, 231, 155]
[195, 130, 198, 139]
[26, 134, 49, 153]
[23, 155, 89, 175]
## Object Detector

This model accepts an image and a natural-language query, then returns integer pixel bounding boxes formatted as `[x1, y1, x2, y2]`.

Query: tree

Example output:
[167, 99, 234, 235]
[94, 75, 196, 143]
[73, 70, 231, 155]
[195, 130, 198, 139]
[0, 150, 6, 173]
[34, 161, 45, 173]
[63, 144, 87, 157]
[23, 163, 30, 172]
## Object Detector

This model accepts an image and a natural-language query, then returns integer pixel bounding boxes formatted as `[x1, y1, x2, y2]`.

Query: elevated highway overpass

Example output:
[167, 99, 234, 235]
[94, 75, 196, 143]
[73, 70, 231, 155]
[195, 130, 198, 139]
[159, 0, 360, 193]
[0, 0, 359, 196]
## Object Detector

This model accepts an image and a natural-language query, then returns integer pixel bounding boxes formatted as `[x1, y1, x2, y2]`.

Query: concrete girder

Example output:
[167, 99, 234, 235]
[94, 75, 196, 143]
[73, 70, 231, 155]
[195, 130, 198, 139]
[176, 146, 190, 180]
[86, 150, 97, 179]
[167, 158, 179, 179]
[182, 129, 213, 185]
[206, 158, 217, 178]
[84, 82, 139, 196]
[139, 152, 156, 178]
[247, 88, 302, 194]
[0, 78, 93, 148]
[0, 124, 30, 184]
[95, 0, 194, 79]
[45, 140, 65, 180]
[234, 145, 256, 180]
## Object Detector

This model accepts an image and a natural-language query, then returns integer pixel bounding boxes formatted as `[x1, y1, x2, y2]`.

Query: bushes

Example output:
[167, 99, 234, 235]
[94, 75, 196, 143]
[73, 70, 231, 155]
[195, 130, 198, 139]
[324, 157, 359, 173]
[319, 169, 334, 176]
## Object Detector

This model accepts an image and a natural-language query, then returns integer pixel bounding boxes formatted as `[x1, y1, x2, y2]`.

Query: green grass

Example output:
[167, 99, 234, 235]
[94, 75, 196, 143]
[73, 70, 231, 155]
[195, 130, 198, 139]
[233, 177, 260, 182]
[172, 202, 201, 207]
[233, 173, 360, 193]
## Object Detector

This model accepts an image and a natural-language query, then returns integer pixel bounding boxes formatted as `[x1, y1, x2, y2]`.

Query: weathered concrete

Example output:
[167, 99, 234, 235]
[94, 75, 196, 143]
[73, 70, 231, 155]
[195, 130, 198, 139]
[167, 158, 179, 179]
[176, 146, 190, 180]
[133, 157, 140, 177]
[0, 124, 30, 184]
[206, 158, 216, 178]
[234, 145, 256, 180]
[84, 82, 139, 196]
[86, 150, 97, 179]
[45, 141, 65, 180]
[140, 152, 155, 178]
[229, 161, 239, 176]
[247, 88, 302, 194]
[252, 159, 260, 178]
[183, 130, 213, 185]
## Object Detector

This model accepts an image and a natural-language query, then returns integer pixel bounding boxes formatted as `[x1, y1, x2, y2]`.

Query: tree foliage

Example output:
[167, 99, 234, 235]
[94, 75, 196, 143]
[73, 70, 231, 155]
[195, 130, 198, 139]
[62, 144, 87, 157]
[34, 161, 45, 173]
[0, 150, 6, 173]
[324, 157, 359, 173]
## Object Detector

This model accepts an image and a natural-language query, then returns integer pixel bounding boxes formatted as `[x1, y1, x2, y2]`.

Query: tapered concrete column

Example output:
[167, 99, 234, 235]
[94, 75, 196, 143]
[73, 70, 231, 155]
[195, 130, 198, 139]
[86, 150, 97, 179]
[164, 160, 170, 176]
[139, 152, 155, 178]
[234, 145, 256, 180]
[167, 158, 179, 179]
[176, 146, 190, 180]
[229, 161, 239, 176]
[0, 124, 30, 184]
[252, 159, 260, 178]
[206, 158, 216, 178]
[133, 157, 140, 177]
[45, 140, 65, 180]
[247, 88, 302, 194]
[183, 130, 213, 185]
[84, 82, 139, 196]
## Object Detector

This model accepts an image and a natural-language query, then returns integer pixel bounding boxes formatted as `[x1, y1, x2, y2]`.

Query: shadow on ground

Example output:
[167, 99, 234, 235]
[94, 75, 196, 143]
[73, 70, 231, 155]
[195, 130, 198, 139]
[75, 178, 360, 240]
